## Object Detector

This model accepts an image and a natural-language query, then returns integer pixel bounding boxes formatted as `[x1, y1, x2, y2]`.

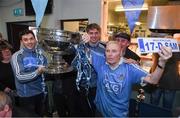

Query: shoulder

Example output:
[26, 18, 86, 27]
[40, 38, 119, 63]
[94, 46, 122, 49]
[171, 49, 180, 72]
[91, 50, 105, 59]
[99, 41, 106, 48]
[128, 63, 148, 74]
[12, 49, 24, 59]
[125, 48, 140, 61]
[126, 48, 137, 55]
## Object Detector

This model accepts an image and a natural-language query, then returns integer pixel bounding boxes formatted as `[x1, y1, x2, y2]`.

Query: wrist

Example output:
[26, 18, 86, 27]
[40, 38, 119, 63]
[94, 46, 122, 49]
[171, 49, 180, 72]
[157, 63, 164, 69]
[157, 61, 166, 69]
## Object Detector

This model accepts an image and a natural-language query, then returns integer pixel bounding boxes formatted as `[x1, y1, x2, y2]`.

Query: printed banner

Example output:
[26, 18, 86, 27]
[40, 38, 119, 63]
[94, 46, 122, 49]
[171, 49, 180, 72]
[122, 0, 144, 34]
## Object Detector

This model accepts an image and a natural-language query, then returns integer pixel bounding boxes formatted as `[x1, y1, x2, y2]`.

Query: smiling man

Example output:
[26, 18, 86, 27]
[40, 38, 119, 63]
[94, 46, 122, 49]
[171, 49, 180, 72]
[11, 29, 47, 117]
[77, 23, 106, 116]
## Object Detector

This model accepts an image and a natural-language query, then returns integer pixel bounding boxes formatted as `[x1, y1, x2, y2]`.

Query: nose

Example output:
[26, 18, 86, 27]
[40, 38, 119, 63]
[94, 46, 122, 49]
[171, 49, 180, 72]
[91, 33, 96, 37]
[27, 39, 32, 43]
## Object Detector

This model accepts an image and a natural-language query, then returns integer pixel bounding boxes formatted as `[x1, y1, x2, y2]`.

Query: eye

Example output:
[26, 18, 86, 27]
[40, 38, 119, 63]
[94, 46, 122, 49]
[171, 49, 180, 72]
[106, 49, 110, 53]
[23, 38, 28, 42]
[89, 32, 93, 35]
[95, 32, 99, 35]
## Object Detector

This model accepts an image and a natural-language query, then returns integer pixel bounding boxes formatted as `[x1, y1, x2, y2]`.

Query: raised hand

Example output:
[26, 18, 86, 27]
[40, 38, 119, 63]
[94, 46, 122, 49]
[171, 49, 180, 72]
[158, 46, 172, 62]
[82, 33, 90, 43]
[158, 46, 172, 67]
[37, 66, 46, 74]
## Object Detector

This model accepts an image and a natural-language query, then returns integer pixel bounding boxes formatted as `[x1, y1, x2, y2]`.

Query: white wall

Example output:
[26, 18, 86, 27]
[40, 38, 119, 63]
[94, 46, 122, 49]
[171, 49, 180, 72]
[59, 0, 101, 24]
[0, 0, 102, 39]
[0, 0, 34, 39]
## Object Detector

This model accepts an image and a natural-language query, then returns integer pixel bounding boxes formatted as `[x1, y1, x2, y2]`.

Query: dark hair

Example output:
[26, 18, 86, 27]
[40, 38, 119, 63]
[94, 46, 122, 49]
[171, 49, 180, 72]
[86, 23, 101, 33]
[19, 29, 35, 40]
[113, 32, 131, 42]
[0, 40, 13, 61]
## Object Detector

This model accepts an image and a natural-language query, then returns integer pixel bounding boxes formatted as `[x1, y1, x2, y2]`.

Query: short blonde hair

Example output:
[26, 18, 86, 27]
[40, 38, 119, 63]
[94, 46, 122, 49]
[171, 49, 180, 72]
[106, 40, 120, 48]
[0, 91, 12, 111]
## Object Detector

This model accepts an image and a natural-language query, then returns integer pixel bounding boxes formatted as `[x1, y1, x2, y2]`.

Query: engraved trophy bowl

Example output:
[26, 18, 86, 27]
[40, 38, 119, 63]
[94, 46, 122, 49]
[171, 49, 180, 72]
[37, 28, 73, 74]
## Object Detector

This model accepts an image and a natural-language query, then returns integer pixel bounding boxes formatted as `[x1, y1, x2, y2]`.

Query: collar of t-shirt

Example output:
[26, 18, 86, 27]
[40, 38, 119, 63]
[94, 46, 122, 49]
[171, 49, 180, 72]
[88, 41, 100, 47]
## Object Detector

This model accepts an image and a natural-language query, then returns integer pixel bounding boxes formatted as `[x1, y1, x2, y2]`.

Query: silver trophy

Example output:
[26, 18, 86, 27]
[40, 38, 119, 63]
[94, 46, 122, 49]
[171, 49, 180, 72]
[37, 28, 73, 74]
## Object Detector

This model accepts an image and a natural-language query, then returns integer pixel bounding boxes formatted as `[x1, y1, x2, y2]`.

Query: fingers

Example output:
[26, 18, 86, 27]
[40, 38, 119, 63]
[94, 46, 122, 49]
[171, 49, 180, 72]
[82, 33, 90, 43]
[4, 87, 11, 93]
[37, 66, 46, 74]
[158, 46, 172, 61]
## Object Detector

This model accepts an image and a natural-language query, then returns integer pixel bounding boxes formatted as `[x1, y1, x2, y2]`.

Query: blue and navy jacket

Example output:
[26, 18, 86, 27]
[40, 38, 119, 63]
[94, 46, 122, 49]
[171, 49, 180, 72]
[85, 41, 105, 88]
[11, 47, 47, 97]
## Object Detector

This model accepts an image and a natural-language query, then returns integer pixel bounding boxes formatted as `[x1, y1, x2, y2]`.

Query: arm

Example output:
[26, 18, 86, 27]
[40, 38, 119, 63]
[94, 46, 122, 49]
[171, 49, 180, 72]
[11, 51, 45, 83]
[143, 46, 172, 84]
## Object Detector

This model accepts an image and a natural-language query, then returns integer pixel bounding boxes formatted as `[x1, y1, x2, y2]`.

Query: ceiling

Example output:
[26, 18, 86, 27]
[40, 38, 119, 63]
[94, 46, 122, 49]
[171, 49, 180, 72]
[108, 0, 169, 11]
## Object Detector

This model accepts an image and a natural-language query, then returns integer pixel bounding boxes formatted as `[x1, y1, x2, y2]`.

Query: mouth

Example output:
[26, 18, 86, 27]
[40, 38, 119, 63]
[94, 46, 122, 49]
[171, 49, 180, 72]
[27, 44, 34, 47]
[107, 58, 113, 61]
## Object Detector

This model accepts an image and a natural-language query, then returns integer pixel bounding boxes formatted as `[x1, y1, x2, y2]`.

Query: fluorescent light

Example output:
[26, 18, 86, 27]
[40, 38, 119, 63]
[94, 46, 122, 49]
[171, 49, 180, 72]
[108, 22, 114, 26]
[135, 22, 142, 25]
[115, 3, 148, 12]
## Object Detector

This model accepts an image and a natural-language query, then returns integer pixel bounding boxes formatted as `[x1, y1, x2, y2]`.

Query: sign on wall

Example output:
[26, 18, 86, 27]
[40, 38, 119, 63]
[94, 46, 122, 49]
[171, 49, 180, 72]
[13, 8, 23, 16]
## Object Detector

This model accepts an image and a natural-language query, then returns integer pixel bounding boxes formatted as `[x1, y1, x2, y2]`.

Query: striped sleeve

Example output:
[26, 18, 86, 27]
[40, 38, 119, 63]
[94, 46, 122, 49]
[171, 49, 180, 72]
[128, 63, 149, 85]
[11, 50, 39, 83]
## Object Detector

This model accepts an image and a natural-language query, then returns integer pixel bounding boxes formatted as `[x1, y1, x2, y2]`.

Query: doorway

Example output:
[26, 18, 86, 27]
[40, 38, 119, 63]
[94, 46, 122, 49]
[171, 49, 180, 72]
[60, 18, 88, 32]
[6, 20, 35, 52]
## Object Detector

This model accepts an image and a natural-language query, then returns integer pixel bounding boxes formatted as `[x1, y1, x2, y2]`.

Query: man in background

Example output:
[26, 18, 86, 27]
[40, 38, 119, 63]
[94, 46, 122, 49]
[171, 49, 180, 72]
[113, 32, 140, 63]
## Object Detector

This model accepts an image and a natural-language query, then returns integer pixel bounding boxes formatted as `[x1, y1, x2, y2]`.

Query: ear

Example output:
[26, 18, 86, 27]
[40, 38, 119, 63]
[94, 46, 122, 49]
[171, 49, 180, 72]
[127, 41, 130, 46]
[120, 48, 123, 56]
